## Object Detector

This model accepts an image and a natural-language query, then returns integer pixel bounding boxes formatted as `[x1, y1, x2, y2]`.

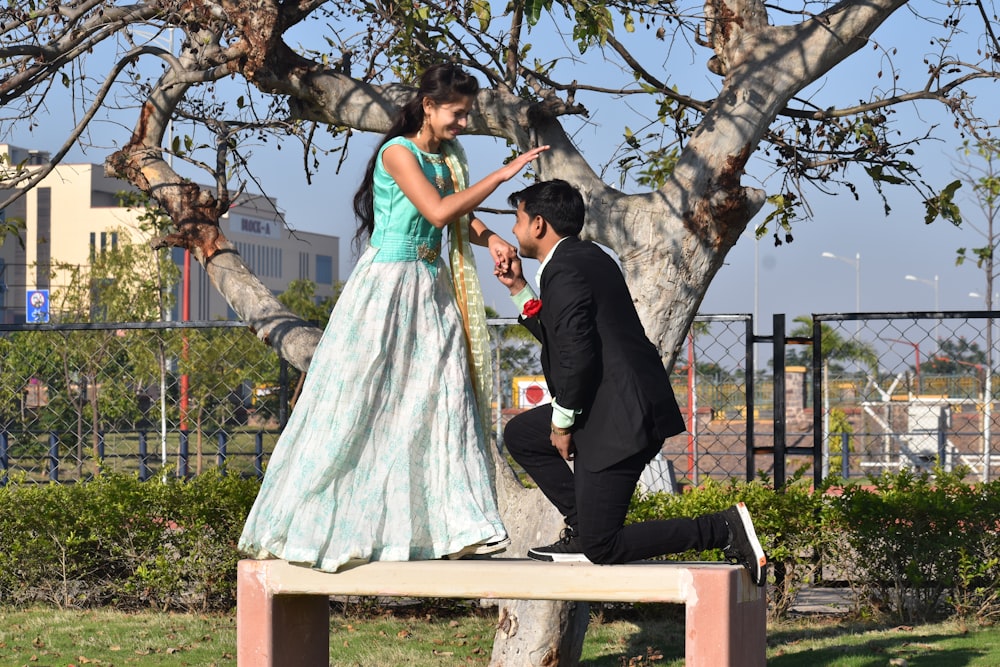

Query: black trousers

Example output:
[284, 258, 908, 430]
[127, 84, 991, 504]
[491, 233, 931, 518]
[504, 404, 728, 564]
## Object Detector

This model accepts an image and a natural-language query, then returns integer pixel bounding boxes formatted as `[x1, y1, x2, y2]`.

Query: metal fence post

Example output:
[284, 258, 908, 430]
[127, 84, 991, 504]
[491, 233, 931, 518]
[48, 433, 59, 482]
[279, 358, 289, 429]
[773, 314, 787, 489]
[0, 432, 7, 486]
[745, 316, 756, 482]
[178, 430, 189, 479]
[938, 407, 949, 470]
[217, 431, 228, 475]
[841, 432, 850, 479]
[254, 431, 264, 480]
[138, 432, 149, 481]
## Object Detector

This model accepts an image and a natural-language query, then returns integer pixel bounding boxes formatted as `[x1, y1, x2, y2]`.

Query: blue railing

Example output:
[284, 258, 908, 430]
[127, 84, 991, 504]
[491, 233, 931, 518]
[0, 428, 281, 484]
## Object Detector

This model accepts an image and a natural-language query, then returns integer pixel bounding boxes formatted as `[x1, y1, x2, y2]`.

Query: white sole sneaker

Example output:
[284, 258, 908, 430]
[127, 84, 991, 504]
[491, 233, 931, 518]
[527, 549, 591, 563]
[733, 502, 767, 585]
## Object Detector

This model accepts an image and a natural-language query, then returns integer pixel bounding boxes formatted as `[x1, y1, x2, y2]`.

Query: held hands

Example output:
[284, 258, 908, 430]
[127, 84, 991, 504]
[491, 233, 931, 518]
[488, 234, 518, 274]
[494, 254, 527, 294]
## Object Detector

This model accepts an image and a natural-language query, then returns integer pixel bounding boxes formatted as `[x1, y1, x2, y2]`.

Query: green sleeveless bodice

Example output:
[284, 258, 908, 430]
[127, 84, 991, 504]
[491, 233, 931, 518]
[370, 137, 456, 269]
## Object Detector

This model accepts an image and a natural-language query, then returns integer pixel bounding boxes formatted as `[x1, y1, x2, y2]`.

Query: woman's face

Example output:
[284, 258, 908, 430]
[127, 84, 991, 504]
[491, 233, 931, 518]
[423, 96, 473, 143]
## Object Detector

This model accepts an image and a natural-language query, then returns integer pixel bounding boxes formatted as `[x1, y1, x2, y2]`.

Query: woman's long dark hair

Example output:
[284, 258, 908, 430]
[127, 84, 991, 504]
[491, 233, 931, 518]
[351, 63, 480, 253]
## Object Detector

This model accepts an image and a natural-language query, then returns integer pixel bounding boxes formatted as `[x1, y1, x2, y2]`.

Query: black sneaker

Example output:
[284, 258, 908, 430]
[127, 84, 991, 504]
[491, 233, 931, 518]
[721, 502, 768, 586]
[527, 528, 590, 563]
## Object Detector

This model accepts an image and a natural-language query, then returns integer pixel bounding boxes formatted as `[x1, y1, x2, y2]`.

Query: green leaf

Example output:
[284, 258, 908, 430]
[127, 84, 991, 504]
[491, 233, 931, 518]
[471, 0, 491, 30]
[923, 179, 963, 225]
[525, 0, 547, 26]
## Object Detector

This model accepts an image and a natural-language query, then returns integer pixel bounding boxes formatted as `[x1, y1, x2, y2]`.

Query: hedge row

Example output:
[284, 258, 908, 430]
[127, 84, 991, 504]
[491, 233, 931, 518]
[630, 468, 1000, 623]
[2, 468, 999, 622]
[0, 470, 258, 611]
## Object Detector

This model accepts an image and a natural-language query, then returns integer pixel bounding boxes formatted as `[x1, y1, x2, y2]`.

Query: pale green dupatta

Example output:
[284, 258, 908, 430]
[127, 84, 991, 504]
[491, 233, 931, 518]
[441, 141, 494, 435]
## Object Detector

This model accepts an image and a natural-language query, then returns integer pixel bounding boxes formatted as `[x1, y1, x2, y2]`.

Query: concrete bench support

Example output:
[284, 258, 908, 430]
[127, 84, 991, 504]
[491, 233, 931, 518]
[237, 558, 765, 667]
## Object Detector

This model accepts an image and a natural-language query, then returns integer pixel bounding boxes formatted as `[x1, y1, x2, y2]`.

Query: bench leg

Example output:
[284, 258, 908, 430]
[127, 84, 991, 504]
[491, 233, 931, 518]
[685, 567, 766, 667]
[238, 560, 330, 667]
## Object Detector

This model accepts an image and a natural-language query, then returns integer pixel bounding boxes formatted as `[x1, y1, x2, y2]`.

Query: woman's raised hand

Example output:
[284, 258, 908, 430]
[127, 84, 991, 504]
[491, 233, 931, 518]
[488, 234, 518, 272]
[497, 145, 550, 182]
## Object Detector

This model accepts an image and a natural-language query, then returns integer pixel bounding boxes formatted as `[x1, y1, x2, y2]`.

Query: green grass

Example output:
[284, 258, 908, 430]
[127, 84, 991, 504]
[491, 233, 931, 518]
[2, 606, 1000, 666]
[0, 607, 236, 666]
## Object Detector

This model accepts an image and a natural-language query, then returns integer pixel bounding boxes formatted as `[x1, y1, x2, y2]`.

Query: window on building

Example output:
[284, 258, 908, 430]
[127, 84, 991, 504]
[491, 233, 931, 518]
[36, 188, 50, 290]
[316, 255, 333, 285]
[92, 231, 119, 257]
[299, 252, 310, 280]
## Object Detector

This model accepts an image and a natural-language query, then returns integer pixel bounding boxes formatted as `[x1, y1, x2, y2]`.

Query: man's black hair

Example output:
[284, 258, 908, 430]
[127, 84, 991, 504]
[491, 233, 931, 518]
[507, 179, 585, 237]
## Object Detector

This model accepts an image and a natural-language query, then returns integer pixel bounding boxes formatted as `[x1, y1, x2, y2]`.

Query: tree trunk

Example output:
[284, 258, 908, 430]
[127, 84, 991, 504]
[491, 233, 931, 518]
[490, 441, 589, 665]
[491, 600, 589, 667]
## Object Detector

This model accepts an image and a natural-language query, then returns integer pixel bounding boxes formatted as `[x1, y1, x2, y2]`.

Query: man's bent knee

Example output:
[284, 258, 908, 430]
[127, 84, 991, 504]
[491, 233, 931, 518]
[503, 419, 527, 456]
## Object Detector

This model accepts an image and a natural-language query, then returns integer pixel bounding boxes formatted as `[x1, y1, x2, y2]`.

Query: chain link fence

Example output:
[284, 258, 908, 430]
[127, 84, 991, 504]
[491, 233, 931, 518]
[488, 315, 755, 490]
[814, 312, 1000, 482]
[4, 312, 996, 486]
[0, 322, 293, 483]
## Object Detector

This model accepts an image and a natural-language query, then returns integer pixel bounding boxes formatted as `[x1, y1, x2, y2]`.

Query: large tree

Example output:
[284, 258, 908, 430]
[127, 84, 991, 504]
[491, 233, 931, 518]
[3, 1, 998, 664]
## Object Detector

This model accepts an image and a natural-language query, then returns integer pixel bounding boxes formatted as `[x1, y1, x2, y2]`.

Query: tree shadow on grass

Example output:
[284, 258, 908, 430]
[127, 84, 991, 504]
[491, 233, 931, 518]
[580, 606, 991, 667]
[767, 641, 982, 667]
[767, 618, 988, 667]
[581, 603, 685, 667]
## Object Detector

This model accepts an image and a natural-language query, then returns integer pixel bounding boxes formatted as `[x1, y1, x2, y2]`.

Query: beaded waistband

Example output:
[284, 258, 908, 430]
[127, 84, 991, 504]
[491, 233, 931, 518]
[370, 231, 442, 267]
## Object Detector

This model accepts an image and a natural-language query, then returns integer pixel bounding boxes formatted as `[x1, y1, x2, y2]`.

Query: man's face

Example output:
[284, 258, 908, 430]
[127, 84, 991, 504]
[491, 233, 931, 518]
[511, 202, 539, 259]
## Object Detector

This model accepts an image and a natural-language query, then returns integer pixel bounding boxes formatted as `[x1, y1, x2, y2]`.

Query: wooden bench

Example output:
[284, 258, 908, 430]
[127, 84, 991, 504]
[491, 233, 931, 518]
[237, 558, 766, 667]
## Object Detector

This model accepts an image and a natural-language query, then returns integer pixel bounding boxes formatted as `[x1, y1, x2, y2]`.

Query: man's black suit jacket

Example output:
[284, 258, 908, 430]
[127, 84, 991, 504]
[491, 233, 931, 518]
[519, 236, 686, 472]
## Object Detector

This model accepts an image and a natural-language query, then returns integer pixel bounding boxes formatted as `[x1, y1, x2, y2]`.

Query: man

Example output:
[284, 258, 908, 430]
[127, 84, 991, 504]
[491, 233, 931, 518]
[495, 179, 767, 586]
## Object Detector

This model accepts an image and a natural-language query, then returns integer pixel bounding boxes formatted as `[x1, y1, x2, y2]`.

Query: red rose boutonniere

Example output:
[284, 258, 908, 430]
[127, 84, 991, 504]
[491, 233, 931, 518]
[522, 298, 542, 318]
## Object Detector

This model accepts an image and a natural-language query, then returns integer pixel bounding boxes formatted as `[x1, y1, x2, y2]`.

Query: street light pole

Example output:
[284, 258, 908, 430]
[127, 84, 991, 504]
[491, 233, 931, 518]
[905, 273, 940, 310]
[970, 292, 995, 482]
[822, 252, 861, 332]
[905, 273, 940, 341]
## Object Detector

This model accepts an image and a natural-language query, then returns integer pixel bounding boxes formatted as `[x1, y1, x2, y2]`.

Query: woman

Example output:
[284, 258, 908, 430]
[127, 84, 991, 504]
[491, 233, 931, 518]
[239, 63, 548, 572]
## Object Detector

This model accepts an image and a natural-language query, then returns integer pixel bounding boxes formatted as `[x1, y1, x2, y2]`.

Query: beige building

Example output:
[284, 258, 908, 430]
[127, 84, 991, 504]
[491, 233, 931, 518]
[0, 144, 339, 323]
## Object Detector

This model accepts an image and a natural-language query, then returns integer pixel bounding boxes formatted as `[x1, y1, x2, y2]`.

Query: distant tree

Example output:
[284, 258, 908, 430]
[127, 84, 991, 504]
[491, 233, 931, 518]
[922, 337, 987, 376]
[275, 278, 341, 408]
[277, 279, 339, 330]
[786, 316, 878, 375]
[43, 222, 177, 476]
[954, 140, 1000, 391]
[177, 325, 280, 474]
[955, 139, 1000, 307]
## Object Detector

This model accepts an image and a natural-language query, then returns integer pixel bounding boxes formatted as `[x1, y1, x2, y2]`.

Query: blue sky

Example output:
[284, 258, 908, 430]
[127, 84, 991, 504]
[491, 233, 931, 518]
[2, 4, 995, 328]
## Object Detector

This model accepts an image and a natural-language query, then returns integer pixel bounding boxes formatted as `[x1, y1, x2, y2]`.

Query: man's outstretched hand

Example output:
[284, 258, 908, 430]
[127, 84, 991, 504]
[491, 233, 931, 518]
[495, 255, 527, 295]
